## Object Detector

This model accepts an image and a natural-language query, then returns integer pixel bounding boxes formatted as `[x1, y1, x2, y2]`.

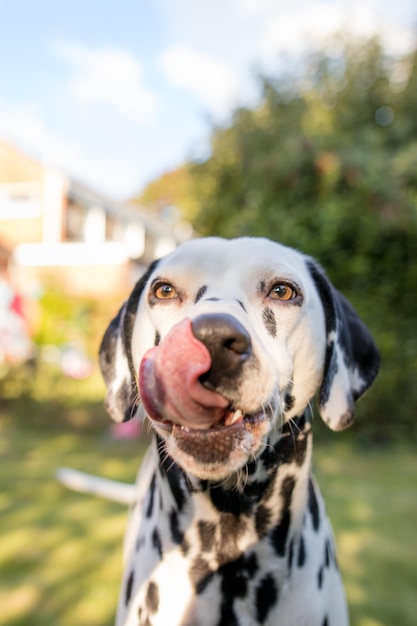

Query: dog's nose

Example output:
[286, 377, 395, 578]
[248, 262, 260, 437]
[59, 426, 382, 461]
[191, 313, 252, 390]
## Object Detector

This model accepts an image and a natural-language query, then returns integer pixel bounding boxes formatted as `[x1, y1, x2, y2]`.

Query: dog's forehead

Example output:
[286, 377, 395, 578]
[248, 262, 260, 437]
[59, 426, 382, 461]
[153, 237, 310, 286]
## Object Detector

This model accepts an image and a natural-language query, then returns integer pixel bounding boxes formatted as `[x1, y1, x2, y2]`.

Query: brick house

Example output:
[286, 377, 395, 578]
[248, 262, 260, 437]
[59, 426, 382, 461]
[0, 141, 186, 298]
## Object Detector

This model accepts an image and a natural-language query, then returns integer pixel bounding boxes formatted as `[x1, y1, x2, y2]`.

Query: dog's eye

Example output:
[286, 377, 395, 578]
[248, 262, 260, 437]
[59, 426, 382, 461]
[153, 282, 177, 300]
[268, 283, 298, 301]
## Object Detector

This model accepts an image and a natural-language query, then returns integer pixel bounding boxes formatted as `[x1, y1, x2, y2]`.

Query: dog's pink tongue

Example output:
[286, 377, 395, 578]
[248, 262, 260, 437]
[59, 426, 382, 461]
[139, 318, 229, 430]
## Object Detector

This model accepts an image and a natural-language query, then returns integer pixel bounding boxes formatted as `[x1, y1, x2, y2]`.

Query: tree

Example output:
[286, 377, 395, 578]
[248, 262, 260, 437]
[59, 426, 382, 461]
[132, 165, 198, 222]
[189, 37, 417, 442]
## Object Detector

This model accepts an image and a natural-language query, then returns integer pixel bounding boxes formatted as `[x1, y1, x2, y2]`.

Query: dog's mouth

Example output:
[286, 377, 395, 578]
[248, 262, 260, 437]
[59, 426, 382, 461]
[148, 406, 271, 470]
[138, 318, 274, 474]
[149, 406, 268, 434]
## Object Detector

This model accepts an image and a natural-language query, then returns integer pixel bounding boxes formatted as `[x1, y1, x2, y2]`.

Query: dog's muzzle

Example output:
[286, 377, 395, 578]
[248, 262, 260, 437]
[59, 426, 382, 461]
[139, 314, 274, 476]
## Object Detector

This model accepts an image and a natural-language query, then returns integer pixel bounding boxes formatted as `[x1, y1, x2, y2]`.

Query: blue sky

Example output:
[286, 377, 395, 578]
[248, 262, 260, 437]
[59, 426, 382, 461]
[0, 0, 416, 200]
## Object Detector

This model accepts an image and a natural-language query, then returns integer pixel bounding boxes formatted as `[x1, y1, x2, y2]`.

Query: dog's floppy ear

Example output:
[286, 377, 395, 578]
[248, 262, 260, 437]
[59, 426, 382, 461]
[307, 261, 380, 431]
[99, 261, 159, 422]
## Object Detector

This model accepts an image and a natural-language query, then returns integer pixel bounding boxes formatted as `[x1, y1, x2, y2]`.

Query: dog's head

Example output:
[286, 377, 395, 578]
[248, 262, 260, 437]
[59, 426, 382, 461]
[99, 237, 379, 480]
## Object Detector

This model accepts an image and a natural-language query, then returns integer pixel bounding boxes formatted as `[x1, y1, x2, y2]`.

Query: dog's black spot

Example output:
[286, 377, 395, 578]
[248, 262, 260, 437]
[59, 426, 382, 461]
[243, 477, 273, 503]
[159, 447, 187, 511]
[189, 556, 214, 594]
[317, 565, 324, 589]
[270, 475, 295, 556]
[322, 617, 329, 626]
[209, 483, 254, 516]
[255, 573, 279, 623]
[145, 581, 159, 614]
[152, 528, 163, 559]
[169, 509, 189, 555]
[284, 392, 295, 412]
[295, 411, 308, 431]
[297, 535, 306, 567]
[287, 537, 294, 572]
[104, 379, 137, 423]
[237, 300, 247, 312]
[260, 440, 280, 470]
[246, 458, 258, 475]
[259, 280, 266, 293]
[195, 285, 208, 303]
[325, 538, 331, 567]
[206, 297, 220, 302]
[329, 538, 339, 570]
[145, 473, 156, 518]
[217, 606, 238, 626]
[262, 306, 277, 338]
[284, 430, 309, 467]
[255, 504, 272, 538]
[319, 343, 338, 409]
[309, 479, 320, 532]
[198, 520, 217, 552]
[154, 330, 161, 346]
[217, 553, 259, 626]
[262, 414, 310, 469]
[125, 569, 134, 605]
[306, 261, 337, 333]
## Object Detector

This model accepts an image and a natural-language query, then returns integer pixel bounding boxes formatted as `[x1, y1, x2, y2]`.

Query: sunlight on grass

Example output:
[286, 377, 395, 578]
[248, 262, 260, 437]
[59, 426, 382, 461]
[315, 439, 417, 626]
[0, 586, 41, 622]
[0, 422, 145, 626]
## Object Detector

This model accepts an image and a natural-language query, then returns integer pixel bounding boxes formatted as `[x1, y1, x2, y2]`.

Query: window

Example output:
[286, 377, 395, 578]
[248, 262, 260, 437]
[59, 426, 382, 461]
[0, 183, 41, 218]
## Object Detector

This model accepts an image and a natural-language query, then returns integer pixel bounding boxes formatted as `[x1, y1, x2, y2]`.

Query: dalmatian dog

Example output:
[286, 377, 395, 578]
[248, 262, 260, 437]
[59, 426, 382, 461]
[99, 237, 379, 626]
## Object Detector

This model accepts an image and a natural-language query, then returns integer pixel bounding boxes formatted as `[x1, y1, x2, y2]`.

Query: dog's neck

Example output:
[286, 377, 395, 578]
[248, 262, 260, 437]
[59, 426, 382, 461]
[155, 410, 313, 526]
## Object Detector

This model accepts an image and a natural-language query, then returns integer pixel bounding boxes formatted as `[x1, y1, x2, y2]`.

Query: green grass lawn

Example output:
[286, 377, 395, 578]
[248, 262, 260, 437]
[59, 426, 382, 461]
[1, 418, 416, 626]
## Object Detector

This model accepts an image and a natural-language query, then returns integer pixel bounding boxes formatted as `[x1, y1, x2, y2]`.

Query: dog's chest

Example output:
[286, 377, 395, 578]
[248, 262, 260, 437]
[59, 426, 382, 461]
[115, 438, 347, 626]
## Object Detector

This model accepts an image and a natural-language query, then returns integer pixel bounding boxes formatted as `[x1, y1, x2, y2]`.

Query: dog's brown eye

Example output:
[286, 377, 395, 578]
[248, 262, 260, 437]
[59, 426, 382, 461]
[268, 283, 297, 301]
[154, 283, 177, 300]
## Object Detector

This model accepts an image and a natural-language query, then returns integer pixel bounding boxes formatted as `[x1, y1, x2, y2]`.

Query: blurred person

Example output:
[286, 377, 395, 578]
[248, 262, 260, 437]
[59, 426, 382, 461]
[0, 256, 32, 368]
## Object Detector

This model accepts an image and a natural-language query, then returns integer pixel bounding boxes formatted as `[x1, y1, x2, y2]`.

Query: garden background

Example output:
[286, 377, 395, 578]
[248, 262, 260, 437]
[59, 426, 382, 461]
[1, 37, 417, 626]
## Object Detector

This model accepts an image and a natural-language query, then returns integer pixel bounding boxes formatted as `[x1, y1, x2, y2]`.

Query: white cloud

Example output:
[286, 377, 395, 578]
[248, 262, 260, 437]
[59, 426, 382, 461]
[0, 102, 46, 148]
[159, 45, 239, 116]
[0, 99, 127, 197]
[238, 0, 293, 16]
[55, 41, 160, 123]
[261, 1, 416, 60]
[0, 100, 80, 164]
[262, 3, 371, 56]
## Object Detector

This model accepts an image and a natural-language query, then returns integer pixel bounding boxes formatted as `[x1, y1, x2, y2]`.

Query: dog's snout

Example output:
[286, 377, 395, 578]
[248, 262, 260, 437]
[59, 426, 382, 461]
[191, 314, 251, 389]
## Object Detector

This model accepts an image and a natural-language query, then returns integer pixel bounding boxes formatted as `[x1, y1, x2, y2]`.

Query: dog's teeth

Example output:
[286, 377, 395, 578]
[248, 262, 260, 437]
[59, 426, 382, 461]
[224, 409, 243, 426]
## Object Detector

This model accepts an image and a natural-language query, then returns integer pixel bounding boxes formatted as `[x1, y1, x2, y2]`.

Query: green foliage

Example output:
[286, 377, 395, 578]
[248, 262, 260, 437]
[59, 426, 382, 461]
[190, 38, 417, 442]
[0, 359, 108, 432]
[131, 165, 198, 222]
[33, 280, 115, 359]
[0, 282, 119, 431]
